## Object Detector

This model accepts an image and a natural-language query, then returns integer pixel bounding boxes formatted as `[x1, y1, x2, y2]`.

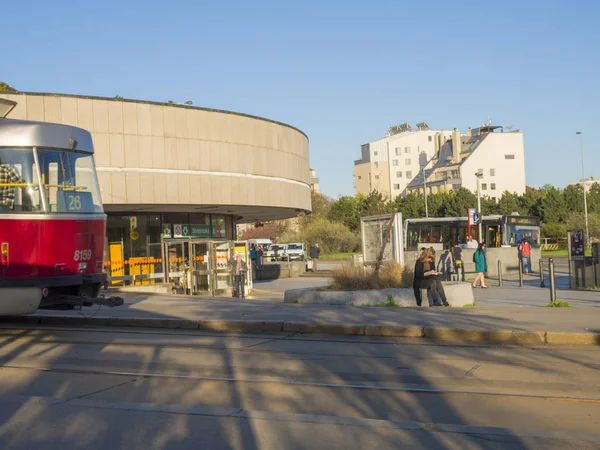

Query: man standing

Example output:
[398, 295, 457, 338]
[519, 238, 532, 274]
[309, 243, 321, 272]
[229, 253, 248, 298]
[467, 235, 479, 249]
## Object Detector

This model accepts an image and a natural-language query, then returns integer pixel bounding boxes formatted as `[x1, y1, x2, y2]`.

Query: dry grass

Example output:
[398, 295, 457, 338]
[329, 261, 412, 291]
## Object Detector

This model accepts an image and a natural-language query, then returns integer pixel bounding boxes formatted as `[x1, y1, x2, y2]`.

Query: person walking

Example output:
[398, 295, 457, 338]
[452, 241, 464, 281]
[472, 242, 489, 288]
[229, 253, 248, 298]
[438, 245, 453, 281]
[519, 238, 532, 274]
[309, 243, 321, 272]
[413, 248, 450, 307]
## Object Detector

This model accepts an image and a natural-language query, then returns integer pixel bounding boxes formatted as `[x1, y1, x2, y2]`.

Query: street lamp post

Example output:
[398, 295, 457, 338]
[475, 173, 483, 243]
[422, 166, 429, 218]
[576, 132, 590, 249]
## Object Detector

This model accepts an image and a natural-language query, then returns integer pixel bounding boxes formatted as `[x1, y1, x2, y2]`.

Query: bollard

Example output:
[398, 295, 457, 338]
[549, 258, 556, 303]
[518, 259, 524, 287]
[497, 260, 503, 286]
[568, 258, 572, 289]
[539, 259, 545, 288]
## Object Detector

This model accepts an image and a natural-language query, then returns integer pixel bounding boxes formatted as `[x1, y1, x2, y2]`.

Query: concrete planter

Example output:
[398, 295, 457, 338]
[284, 282, 475, 308]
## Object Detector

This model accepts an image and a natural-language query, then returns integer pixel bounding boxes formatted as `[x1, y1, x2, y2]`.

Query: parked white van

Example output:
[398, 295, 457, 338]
[282, 243, 306, 261]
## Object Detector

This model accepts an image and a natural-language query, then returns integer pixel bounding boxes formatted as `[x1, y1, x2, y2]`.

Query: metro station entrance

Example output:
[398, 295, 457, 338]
[164, 239, 251, 297]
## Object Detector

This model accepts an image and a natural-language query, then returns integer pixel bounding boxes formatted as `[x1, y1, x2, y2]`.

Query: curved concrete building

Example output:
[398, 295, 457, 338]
[0, 92, 310, 289]
[1, 92, 311, 222]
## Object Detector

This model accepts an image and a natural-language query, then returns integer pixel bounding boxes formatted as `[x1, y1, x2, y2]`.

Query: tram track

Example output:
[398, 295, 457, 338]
[2, 362, 599, 404]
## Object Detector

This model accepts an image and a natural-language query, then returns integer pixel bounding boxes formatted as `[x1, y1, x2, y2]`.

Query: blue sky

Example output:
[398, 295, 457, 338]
[4, 0, 599, 198]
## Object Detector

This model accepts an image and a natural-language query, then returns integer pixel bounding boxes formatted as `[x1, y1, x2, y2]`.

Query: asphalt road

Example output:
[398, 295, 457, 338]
[0, 325, 598, 449]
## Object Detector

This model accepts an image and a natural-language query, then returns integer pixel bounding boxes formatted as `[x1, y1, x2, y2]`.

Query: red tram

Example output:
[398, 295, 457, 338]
[0, 99, 121, 314]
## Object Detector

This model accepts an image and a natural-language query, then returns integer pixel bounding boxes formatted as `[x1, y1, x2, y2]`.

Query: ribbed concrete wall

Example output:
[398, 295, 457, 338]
[1, 92, 311, 222]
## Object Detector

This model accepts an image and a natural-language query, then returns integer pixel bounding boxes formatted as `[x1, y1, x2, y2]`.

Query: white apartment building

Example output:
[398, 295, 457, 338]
[406, 124, 526, 198]
[354, 123, 453, 198]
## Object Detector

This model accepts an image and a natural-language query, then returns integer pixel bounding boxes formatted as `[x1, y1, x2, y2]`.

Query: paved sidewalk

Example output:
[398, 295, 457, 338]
[3, 292, 598, 345]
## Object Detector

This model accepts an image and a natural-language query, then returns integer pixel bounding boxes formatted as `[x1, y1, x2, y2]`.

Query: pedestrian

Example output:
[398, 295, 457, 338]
[257, 245, 264, 270]
[519, 238, 532, 274]
[229, 253, 248, 298]
[467, 235, 479, 249]
[452, 241, 464, 281]
[309, 243, 321, 271]
[250, 245, 257, 270]
[472, 242, 489, 288]
[413, 248, 450, 307]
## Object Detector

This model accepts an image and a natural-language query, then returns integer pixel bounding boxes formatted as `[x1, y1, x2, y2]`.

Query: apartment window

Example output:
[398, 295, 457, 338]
[481, 183, 487, 190]
[374, 151, 378, 156]
[491, 183, 496, 190]
[395, 147, 401, 156]
[505, 154, 515, 160]
[374, 162, 379, 168]
[406, 171, 412, 178]
[396, 171, 402, 178]
[392, 160, 399, 166]
[393, 184, 400, 190]
[405, 159, 411, 165]
[405, 147, 411, 153]
[375, 175, 380, 179]
[452, 184, 461, 190]
[490, 168, 496, 176]
[428, 136, 432, 142]
[357, 176, 362, 180]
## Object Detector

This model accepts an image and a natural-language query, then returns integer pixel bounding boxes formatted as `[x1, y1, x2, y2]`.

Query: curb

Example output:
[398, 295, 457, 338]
[4, 315, 599, 345]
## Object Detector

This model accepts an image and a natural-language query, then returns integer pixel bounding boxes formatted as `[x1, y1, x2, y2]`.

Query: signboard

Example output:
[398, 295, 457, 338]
[173, 224, 190, 239]
[130, 230, 140, 241]
[467, 208, 476, 226]
[473, 212, 481, 225]
[191, 224, 212, 238]
[568, 230, 585, 260]
[162, 224, 172, 239]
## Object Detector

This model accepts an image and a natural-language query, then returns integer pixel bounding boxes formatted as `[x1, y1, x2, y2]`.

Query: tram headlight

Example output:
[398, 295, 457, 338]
[1, 243, 8, 267]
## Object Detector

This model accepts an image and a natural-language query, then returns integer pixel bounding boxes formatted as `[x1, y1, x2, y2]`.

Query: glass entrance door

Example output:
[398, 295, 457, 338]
[190, 241, 211, 295]
[165, 240, 189, 295]
[211, 241, 233, 296]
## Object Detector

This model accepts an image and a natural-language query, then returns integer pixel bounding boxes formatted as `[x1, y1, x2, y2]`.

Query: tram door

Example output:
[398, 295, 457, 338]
[190, 241, 211, 295]
[212, 241, 233, 296]
[165, 240, 188, 294]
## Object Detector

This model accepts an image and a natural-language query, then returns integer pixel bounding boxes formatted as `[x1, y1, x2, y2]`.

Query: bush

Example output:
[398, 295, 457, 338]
[330, 261, 412, 291]
[302, 218, 360, 254]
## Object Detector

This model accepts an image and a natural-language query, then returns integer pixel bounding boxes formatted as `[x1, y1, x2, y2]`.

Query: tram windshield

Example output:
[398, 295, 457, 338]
[0, 147, 103, 214]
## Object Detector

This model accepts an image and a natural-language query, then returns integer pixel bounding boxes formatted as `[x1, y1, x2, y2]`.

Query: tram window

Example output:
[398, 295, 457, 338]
[0, 148, 43, 213]
[36, 149, 103, 213]
[431, 226, 442, 243]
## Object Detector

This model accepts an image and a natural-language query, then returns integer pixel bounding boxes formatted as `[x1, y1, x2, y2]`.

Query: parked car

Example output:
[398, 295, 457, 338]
[265, 244, 287, 261]
[282, 243, 306, 261]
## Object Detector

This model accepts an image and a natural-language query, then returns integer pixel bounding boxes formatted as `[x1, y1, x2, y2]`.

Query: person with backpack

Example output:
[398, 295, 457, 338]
[452, 241, 464, 281]
[519, 238, 532, 274]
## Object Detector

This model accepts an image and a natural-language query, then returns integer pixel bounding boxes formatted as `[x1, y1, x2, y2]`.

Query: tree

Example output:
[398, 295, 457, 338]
[566, 213, 600, 239]
[301, 218, 360, 253]
[328, 196, 362, 232]
[239, 221, 288, 242]
[520, 189, 543, 217]
[0, 82, 18, 93]
[539, 185, 568, 223]
[496, 191, 527, 215]
[394, 192, 425, 219]
[446, 188, 478, 217]
[360, 190, 394, 217]
[563, 184, 584, 214]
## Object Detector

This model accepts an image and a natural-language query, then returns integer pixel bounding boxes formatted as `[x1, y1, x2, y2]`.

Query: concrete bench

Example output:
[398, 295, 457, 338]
[284, 282, 475, 307]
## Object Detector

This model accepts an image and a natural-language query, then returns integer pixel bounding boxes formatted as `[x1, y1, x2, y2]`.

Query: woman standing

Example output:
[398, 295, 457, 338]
[452, 241, 463, 281]
[413, 248, 450, 307]
[472, 243, 489, 288]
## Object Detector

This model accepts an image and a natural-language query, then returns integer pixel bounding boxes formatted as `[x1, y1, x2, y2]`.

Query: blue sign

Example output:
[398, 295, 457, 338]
[473, 213, 481, 225]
